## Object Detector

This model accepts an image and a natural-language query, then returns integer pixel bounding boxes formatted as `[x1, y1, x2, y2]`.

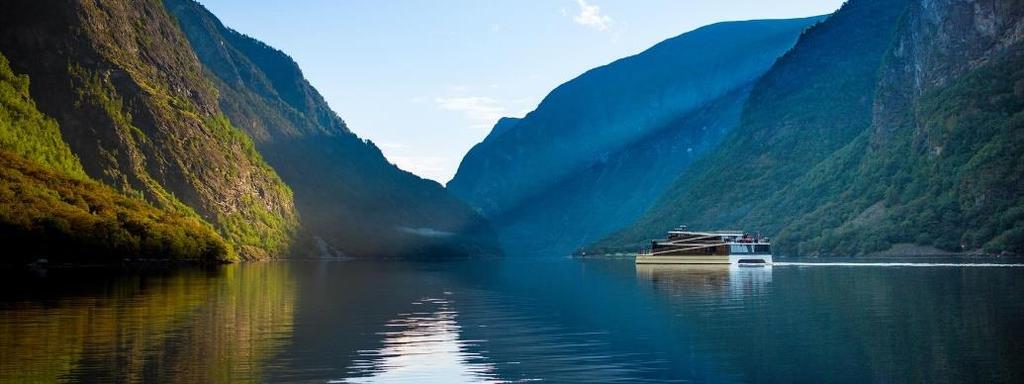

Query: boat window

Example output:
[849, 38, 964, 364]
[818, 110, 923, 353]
[730, 244, 754, 254]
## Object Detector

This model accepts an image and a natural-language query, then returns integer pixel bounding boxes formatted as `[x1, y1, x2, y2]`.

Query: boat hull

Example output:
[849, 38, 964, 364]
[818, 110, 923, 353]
[635, 254, 772, 265]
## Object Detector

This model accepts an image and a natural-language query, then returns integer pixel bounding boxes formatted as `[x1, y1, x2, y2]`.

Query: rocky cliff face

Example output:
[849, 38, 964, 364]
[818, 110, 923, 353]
[0, 0, 297, 260]
[855, 0, 1024, 253]
[449, 17, 821, 256]
[873, 0, 1024, 145]
[782, 0, 1024, 255]
[166, 0, 499, 258]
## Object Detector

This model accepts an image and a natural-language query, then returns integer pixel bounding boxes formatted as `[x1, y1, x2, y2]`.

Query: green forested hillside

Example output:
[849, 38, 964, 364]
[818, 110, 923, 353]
[0, 151, 231, 263]
[0, 0, 298, 260]
[0, 52, 230, 264]
[771, 42, 1024, 255]
[596, 0, 1024, 256]
[0, 54, 84, 177]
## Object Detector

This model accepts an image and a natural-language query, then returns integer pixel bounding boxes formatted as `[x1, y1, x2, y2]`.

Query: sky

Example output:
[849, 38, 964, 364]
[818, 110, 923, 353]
[200, 0, 846, 183]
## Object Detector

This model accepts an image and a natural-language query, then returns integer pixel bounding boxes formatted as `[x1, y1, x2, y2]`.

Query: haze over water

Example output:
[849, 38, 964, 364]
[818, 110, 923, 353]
[2, 258, 1023, 383]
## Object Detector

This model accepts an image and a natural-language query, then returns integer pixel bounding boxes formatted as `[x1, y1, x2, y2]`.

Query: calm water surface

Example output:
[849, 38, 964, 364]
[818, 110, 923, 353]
[1, 258, 1023, 383]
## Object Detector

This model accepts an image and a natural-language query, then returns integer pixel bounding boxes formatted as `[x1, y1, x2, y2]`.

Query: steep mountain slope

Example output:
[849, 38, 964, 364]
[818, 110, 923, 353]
[0, 52, 230, 264]
[600, 0, 1024, 256]
[490, 86, 753, 255]
[766, 0, 1024, 255]
[449, 17, 821, 255]
[0, 0, 297, 260]
[166, 0, 499, 258]
[0, 54, 85, 178]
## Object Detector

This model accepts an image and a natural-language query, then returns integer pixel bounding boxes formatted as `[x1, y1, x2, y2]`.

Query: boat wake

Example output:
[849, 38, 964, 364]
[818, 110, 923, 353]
[775, 262, 1024, 267]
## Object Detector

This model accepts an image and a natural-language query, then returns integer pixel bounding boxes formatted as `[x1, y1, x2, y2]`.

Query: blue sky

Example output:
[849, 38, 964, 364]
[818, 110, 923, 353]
[201, 0, 845, 182]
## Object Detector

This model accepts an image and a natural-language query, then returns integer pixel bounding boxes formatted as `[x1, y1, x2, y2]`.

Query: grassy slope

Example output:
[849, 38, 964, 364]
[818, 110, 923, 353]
[0, 52, 230, 263]
[0, 54, 84, 177]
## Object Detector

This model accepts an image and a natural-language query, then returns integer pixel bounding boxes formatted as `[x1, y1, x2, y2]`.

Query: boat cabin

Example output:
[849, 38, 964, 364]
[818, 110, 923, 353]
[650, 228, 771, 256]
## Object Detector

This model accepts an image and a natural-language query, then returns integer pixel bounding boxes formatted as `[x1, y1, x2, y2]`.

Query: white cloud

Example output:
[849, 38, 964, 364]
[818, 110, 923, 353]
[435, 96, 506, 130]
[572, 0, 613, 31]
[388, 155, 450, 182]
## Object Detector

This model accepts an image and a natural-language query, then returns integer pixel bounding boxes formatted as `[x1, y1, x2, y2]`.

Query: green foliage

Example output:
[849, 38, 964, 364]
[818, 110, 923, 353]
[0, 51, 232, 263]
[201, 113, 298, 259]
[768, 44, 1024, 256]
[0, 150, 232, 263]
[0, 53, 85, 177]
[218, 196, 296, 260]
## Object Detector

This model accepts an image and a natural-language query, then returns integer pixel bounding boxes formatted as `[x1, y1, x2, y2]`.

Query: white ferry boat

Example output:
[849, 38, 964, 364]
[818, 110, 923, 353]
[636, 226, 772, 266]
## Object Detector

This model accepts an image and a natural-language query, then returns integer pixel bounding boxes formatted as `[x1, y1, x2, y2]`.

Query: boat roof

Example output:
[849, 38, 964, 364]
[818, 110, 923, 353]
[666, 230, 744, 236]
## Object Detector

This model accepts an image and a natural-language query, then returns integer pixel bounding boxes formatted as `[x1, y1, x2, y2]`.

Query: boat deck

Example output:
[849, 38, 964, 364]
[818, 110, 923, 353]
[636, 254, 772, 265]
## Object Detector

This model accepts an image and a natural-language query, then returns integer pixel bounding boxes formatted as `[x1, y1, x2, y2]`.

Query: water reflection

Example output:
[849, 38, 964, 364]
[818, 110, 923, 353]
[0, 263, 296, 383]
[634, 262, 1024, 383]
[2, 259, 1023, 383]
[339, 296, 500, 383]
[636, 264, 772, 298]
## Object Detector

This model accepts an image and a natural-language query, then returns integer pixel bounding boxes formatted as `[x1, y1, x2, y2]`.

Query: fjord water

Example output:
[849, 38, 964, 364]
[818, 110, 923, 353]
[2, 259, 1023, 383]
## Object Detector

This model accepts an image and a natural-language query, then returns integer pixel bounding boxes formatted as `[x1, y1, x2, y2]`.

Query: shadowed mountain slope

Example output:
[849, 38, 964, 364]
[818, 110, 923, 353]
[166, 0, 499, 258]
[449, 17, 822, 256]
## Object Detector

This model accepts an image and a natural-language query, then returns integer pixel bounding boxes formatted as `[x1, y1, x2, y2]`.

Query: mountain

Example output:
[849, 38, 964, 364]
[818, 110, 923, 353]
[165, 0, 499, 258]
[0, 0, 498, 261]
[0, 0, 296, 261]
[598, 0, 1024, 256]
[448, 17, 822, 256]
[1, 52, 231, 264]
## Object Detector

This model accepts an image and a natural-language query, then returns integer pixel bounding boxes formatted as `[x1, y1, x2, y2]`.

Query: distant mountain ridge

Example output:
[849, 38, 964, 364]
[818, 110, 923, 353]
[449, 17, 823, 256]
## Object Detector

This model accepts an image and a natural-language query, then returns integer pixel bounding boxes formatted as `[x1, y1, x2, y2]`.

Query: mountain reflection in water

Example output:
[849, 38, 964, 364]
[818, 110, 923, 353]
[1, 258, 1023, 383]
[0, 263, 296, 383]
